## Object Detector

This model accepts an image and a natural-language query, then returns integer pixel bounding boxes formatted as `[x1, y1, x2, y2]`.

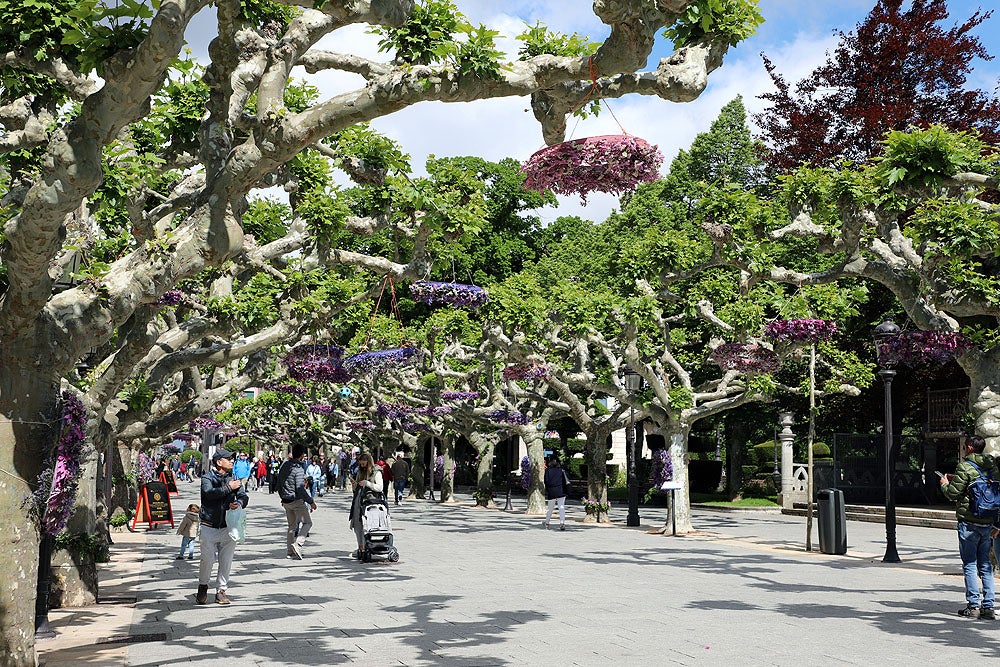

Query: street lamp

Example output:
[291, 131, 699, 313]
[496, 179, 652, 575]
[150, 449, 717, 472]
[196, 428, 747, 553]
[873, 319, 902, 563]
[621, 364, 643, 527]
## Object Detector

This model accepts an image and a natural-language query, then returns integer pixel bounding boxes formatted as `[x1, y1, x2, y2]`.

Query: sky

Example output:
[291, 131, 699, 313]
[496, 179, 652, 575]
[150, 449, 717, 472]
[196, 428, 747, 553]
[187, 1, 1000, 223]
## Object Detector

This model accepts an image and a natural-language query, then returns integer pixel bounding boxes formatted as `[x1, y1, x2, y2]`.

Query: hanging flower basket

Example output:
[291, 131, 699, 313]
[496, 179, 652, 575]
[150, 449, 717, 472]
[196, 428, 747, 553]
[650, 449, 674, 489]
[711, 342, 780, 374]
[154, 289, 184, 306]
[308, 404, 335, 415]
[487, 409, 528, 425]
[520, 455, 531, 490]
[876, 331, 973, 366]
[410, 281, 489, 308]
[440, 391, 483, 401]
[402, 421, 430, 432]
[190, 417, 222, 431]
[413, 405, 453, 417]
[348, 421, 376, 431]
[343, 347, 421, 375]
[521, 134, 664, 203]
[263, 383, 307, 396]
[502, 363, 549, 381]
[281, 344, 352, 383]
[764, 319, 838, 344]
[377, 403, 414, 420]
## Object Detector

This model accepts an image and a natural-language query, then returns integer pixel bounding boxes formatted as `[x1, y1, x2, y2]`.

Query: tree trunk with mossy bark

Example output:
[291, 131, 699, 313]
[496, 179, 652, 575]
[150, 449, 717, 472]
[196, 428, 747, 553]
[471, 431, 499, 507]
[439, 434, 457, 503]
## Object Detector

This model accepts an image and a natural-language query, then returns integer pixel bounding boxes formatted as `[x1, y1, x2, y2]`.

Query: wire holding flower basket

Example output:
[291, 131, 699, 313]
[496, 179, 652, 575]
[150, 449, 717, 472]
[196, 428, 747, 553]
[710, 342, 780, 375]
[410, 281, 489, 308]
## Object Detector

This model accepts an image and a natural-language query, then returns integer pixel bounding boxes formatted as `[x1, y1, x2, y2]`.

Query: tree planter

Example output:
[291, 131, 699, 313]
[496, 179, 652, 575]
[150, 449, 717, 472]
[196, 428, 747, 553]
[711, 342, 780, 374]
[521, 134, 664, 203]
[410, 281, 488, 308]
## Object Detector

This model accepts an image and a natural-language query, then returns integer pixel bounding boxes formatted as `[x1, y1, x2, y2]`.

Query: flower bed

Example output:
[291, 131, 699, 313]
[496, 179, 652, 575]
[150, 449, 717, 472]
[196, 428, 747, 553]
[410, 281, 489, 308]
[710, 342, 780, 374]
[343, 347, 421, 375]
[877, 330, 973, 365]
[521, 135, 664, 203]
[487, 409, 528, 426]
[281, 344, 352, 383]
[764, 319, 838, 344]
[502, 363, 549, 381]
[440, 391, 483, 401]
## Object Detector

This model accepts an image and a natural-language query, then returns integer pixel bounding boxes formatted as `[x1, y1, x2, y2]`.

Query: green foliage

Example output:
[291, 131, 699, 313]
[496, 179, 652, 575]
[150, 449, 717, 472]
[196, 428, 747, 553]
[437, 24, 505, 80]
[109, 510, 130, 528]
[664, 0, 764, 49]
[242, 198, 292, 245]
[873, 125, 997, 188]
[328, 124, 411, 176]
[240, 0, 298, 29]
[667, 386, 694, 412]
[516, 22, 598, 59]
[223, 437, 256, 457]
[419, 372, 442, 388]
[739, 474, 776, 499]
[120, 377, 154, 412]
[178, 449, 202, 464]
[62, 0, 151, 75]
[54, 531, 110, 562]
[371, 0, 465, 65]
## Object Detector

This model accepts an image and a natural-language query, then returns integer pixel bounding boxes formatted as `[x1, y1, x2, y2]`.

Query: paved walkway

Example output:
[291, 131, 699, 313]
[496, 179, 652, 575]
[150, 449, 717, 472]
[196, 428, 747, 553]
[39, 484, 1000, 666]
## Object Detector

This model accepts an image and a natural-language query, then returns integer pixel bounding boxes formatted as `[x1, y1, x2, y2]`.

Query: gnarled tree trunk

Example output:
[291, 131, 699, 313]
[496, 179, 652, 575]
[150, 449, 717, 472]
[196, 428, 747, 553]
[49, 448, 100, 608]
[439, 434, 456, 503]
[470, 431, 499, 507]
[965, 350, 1000, 455]
[584, 430, 611, 523]
[409, 434, 427, 499]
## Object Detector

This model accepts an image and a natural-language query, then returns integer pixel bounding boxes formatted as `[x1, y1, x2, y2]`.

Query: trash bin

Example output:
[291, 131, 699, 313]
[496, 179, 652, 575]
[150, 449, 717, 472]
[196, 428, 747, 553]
[817, 488, 847, 555]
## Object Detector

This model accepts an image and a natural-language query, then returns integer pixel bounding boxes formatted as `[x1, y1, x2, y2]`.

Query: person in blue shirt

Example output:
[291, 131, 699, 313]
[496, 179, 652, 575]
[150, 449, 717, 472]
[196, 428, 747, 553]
[232, 452, 253, 490]
[306, 456, 324, 498]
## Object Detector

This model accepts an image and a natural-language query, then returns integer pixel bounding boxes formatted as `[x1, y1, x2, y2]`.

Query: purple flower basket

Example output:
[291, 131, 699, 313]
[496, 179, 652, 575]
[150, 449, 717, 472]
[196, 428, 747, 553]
[764, 319, 838, 344]
[502, 363, 549, 381]
[343, 347, 421, 375]
[520, 456, 531, 490]
[486, 409, 528, 426]
[281, 344, 352, 383]
[711, 342, 781, 374]
[521, 134, 664, 203]
[410, 281, 489, 308]
[876, 331, 973, 366]
[651, 449, 674, 489]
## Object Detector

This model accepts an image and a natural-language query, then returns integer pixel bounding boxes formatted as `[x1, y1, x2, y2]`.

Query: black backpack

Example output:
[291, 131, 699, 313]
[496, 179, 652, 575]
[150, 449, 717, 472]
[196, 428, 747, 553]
[965, 461, 1000, 522]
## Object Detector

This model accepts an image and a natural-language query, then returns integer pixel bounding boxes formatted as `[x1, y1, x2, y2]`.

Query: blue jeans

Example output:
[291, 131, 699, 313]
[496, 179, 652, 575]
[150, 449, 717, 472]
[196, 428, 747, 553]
[394, 479, 406, 503]
[958, 521, 994, 608]
[179, 535, 195, 559]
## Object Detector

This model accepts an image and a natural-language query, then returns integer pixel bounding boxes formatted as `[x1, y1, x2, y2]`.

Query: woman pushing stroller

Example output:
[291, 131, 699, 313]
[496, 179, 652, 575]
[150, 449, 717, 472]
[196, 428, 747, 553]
[349, 452, 382, 558]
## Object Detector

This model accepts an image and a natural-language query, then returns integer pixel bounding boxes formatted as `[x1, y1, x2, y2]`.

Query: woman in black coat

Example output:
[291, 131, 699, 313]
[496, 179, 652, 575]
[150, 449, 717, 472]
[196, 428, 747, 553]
[543, 456, 571, 531]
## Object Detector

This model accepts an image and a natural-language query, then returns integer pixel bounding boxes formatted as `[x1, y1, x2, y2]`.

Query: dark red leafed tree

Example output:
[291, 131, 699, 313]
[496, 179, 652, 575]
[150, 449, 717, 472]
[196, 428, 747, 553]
[755, 0, 1000, 172]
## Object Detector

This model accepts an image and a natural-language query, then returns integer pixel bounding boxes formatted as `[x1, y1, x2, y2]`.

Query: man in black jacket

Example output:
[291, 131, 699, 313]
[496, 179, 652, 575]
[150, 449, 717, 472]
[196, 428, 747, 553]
[277, 444, 316, 560]
[197, 447, 249, 605]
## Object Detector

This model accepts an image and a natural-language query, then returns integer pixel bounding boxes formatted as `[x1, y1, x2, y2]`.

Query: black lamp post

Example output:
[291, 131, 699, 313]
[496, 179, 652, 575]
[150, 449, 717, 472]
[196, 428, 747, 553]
[621, 365, 642, 527]
[874, 319, 902, 563]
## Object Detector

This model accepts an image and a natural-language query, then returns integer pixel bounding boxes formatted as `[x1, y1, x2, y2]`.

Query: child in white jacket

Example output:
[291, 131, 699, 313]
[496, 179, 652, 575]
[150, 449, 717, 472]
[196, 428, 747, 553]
[176, 503, 200, 560]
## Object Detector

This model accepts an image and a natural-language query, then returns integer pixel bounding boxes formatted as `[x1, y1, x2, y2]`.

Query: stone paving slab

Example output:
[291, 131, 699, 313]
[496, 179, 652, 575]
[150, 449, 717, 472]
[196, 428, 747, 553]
[38, 482, 1000, 666]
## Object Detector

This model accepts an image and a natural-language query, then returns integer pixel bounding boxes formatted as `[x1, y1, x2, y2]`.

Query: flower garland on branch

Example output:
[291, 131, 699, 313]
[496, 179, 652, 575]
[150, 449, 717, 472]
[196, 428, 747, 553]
[343, 347, 421, 375]
[876, 331, 973, 366]
[521, 135, 664, 203]
[410, 281, 489, 308]
[710, 342, 780, 374]
[502, 363, 549, 381]
[30, 393, 89, 536]
[377, 403, 414, 420]
[413, 406, 453, 417]
[281, 344, 352, 383]
[308, 404, 335, 415]
[403, 422, 430, 433]
[764, 319, 838, 344]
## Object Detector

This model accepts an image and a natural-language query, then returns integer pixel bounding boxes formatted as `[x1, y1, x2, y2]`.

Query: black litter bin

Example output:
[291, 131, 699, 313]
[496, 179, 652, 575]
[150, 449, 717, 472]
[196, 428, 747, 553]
[817, 488, 847, 555]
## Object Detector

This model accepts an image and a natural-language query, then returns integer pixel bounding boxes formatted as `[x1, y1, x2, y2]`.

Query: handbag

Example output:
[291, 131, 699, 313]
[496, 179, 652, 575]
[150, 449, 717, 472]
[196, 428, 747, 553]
[225, 507, 247, 544]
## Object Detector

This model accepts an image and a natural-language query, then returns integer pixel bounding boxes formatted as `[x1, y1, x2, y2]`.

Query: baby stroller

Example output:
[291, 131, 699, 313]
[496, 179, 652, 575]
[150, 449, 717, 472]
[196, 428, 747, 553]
[360, 489, 399, 563]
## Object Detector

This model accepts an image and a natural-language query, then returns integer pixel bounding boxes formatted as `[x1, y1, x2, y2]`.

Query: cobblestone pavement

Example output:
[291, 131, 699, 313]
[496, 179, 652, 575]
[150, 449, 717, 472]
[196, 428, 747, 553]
[42, 482, 1000, 666]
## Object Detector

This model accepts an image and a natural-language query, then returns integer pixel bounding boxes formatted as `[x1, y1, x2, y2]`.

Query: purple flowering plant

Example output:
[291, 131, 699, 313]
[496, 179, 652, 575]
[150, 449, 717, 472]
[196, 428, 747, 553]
[711, 342, 781, 374]
[764, 319, 838, 344]
[403, 421, 430, 432]
[413, 405, 453, 417]
[348, 421, 376, 430]
[190, 417, 222, 431]
[29, 393, 89, 536]
[876, 331, 973, 366]
[582, 498, 612, 515]
[377, 403, 414, 420]
[521, 135, 664, 203]
[651, 449, 674, 488]
[410, 282, 489, 308]
[520, 455, 531, 490]
[343, 347, 421, 375]
[308, 404, 335, 415]
[282, 344, 352, 383]
[137, 450, 156, 484]
[154, 289, 184, 306]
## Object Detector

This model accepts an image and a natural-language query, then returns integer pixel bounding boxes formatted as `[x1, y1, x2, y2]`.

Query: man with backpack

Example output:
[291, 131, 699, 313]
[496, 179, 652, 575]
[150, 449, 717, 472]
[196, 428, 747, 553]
[940, 435, 999, 620]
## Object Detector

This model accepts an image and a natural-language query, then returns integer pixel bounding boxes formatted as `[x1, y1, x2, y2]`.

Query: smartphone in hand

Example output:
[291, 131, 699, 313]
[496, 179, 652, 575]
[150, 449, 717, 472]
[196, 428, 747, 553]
[935, 470, 945, 478]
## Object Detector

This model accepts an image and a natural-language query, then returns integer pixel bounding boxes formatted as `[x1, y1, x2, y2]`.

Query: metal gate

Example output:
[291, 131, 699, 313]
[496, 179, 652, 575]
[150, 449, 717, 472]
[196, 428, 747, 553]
[831, 433, 929, 505]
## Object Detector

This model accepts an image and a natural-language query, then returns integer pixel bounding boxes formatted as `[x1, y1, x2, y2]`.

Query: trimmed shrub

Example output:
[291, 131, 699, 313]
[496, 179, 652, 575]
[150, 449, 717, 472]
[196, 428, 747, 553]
[740, 474, 776, 499]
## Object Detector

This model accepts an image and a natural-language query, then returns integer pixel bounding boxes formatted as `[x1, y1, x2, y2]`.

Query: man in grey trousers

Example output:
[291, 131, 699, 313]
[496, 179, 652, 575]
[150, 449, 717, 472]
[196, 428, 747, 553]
[277, 444, 316, 559]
